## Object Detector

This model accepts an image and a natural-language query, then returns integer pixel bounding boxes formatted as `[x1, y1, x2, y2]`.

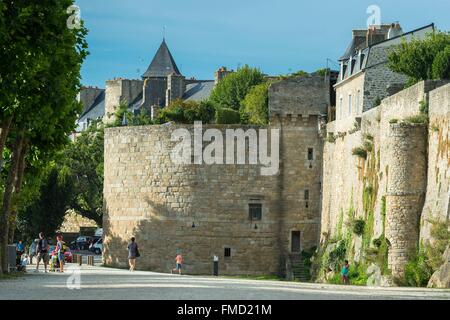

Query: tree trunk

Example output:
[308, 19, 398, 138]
[0, 131, 25, 273]
[0, 116, 13, 172]
[8, 138, 29, 243]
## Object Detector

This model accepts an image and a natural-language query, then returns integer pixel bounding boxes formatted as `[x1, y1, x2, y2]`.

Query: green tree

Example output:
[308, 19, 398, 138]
[16, 166, 73, 243]
[388, 32, 450, 86]
[0, 0, 88, 273]
[60, 121, 104, 225]
[241, 82, 270, 125]
[209, 65, 265, 111]
[432, 45, 450, 79]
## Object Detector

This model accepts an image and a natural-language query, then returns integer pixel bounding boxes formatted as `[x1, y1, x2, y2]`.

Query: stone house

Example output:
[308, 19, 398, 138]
[333, 23, 434, 132]
[75, 39, 231, 135]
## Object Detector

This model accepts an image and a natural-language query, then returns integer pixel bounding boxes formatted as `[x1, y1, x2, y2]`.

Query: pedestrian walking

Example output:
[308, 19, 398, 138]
[171, 253, 183, 275]
[56, 235, 66, 273]
[127, 237, 140, 271]
[28, 239, 38, 265]
[341, 260, 350, 284]
[35, 232, 49, 273]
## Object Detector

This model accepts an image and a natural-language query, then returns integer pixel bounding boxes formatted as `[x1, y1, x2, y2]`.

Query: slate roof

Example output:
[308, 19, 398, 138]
[142, 39, 182, 78]
[337, 23, 435, 83]
[183, 81, 215, 101]
[79, 90, 105, 119]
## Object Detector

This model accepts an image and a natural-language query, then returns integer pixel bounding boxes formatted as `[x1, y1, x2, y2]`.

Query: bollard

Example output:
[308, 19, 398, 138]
[77, 254, 82, 266]
[213, 255, 219, 276]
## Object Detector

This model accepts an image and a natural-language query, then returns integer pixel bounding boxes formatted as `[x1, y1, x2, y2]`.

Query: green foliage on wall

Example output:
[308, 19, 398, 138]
[426, 220, 450, 270]
[215, 107, 241, 124]
[352, 147, 367, 159]
[158, 99, 216, 124]
[352, 219, 366, 236]
[402, 250, 434, 287]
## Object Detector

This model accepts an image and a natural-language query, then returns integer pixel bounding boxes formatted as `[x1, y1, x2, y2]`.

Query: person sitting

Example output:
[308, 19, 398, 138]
[17, 254, 29, 272]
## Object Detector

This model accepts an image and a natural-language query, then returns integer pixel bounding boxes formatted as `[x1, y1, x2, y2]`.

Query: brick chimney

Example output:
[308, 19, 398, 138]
[366, 24, 393, 46]
[214, 67, 233, 85]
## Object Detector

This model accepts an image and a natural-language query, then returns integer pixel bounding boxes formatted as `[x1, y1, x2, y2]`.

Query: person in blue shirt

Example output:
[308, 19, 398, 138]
[16, 240, 25, 255]
[341, 260, 350, 284]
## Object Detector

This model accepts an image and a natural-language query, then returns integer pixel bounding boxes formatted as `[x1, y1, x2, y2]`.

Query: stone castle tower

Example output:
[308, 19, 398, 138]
[102, 73, 336, 277]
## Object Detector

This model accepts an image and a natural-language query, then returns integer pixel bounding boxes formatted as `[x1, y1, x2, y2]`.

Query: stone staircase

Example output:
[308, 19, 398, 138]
[289, 254, 310, 282]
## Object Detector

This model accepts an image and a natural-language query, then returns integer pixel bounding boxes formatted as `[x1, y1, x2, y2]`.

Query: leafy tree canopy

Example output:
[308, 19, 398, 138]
[60, 120, 104, 225]
[240, 82, 270, 125]
[388, 31, 450, 86]
[209, 65, 265, 111]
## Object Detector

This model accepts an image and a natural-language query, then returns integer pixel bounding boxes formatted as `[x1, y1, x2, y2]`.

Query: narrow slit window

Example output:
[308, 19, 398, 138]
[249, 204, 262, 221]
[304, 190, 310, 200]
[224, 248, 231, 258]
[308, 148, 314, 161]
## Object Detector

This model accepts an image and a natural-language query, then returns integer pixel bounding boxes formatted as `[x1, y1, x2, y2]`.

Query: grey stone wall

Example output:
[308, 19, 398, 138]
[269, 74, 329, 118]
[142, 77, 167, 109]
[321, 80, 450, 278]
[103, 75, 329, 276]
[385, 123, 427, 278]
[420, 83, 450, 242]
[104, 79, 143, 123]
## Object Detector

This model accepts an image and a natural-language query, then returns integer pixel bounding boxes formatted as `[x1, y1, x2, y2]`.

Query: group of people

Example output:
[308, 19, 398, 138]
[15, 232, 67, 273]
[127, 237, 184, 275]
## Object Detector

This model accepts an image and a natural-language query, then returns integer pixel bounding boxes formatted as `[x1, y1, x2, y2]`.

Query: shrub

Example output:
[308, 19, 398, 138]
[240, 82, 269, 125]
[349, 263, 368, 285]
[159, 105, 185, 123]
[389, 118, 399, 124]
[328, 240, 347, 270]
[432, 45, 450, 80]
[159, 99, 216, 124]
[404, 114, 428, 124]
[426, 220, 450, 270]
[403, 252, 433, 287]
[352, 147, 367, 159]
[326, 272, 342, 285]
[352, 219, 366, 236]
[326, 134, 336, 143]
[215, 107, 241, 124]
[419, 100, 429, 115]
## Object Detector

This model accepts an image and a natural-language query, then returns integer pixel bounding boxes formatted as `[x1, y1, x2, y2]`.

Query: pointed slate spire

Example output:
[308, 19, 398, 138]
[142, 39, 181, 78]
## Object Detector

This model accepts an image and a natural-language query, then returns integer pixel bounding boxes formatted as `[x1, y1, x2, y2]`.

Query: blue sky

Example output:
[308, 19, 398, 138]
[76, 0, 450, 88]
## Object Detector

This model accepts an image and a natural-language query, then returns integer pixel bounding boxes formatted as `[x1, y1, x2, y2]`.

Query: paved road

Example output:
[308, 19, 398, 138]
[1, 262, 449, 300]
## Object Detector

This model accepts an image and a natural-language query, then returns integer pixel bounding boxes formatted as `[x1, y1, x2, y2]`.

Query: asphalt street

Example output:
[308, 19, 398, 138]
[1, 262, 449, 300]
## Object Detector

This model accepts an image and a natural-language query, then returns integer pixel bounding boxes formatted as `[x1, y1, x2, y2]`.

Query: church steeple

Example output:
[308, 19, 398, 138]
[142, 39, 181, 78]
